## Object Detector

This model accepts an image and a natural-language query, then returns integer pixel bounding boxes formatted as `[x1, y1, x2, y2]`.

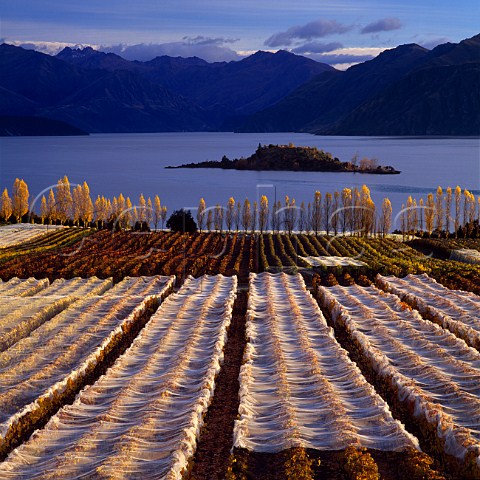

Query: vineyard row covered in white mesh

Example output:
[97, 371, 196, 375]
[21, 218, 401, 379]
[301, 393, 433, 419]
[377, 273, 480, 350]
[0, 278, 114, 352]
[0, 275, 175, 455]
[233, 272, 418, 454]
[0, 224, 64, 249]
[1, 274, 237, 480]
[450, 249, 480, 265]
[317, 284, 480, 475]
[301, 256, 367, 267]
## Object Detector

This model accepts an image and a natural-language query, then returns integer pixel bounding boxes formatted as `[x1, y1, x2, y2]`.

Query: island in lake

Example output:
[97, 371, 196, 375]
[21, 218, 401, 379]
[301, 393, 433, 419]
[166, 144, 400, 174]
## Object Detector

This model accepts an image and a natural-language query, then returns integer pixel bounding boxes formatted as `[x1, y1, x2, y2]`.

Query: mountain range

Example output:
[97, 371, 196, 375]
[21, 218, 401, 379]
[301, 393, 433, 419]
[0, 34, 478, 136]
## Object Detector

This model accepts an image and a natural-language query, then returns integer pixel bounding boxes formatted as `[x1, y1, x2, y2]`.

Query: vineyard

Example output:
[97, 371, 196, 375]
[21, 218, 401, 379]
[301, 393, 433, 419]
[1, 227, 480, 478]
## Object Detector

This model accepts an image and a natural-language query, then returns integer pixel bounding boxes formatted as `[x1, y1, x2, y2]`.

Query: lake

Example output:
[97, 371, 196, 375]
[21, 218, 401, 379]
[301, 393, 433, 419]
[1, 132, 479, 231]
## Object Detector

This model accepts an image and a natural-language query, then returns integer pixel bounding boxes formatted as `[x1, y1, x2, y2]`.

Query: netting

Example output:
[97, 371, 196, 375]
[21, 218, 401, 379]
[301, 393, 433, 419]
[0, 276, 175, 441]
[377, 274, 480, 350]
[233, 272, 418, 454]
[318, 284, 480, 469]
[301, 256, 367, 267]
[0, 225, 64, 249]
[0, 278, 50, 297]
[1, 274, 237, 479]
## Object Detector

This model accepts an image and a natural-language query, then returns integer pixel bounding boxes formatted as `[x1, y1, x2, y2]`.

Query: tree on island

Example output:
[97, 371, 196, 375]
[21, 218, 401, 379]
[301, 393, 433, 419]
[166, 209, 197, 233]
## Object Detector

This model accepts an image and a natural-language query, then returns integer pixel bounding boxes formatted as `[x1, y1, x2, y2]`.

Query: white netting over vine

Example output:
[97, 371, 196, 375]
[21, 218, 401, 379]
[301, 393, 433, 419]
[318, 283, 480, 468]
[0, 278, 50, 297]
[377, 273, 480, 350]
[0, 276, 175, 436]
[1, 274, 237, 480]
[233, 272, 418, 453]
[0, 224, 64, 249]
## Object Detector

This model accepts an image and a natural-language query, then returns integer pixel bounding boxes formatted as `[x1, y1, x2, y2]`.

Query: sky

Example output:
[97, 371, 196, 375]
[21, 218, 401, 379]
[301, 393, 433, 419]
[1, 0, 479, 69]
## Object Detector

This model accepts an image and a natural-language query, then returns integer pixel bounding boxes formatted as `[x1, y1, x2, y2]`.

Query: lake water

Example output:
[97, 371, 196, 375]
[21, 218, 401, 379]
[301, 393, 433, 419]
[1, 132, 479, 231]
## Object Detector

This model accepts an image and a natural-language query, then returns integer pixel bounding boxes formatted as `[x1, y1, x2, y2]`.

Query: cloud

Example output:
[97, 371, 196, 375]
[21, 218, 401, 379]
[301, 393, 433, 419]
[3, 40, 95, 56]
[292, 41, 343, 54]
[361, 17, 402, 34]
[182, 36, 239, 46]
[101, 41, 241, 62]
[265, 19, 352, 47]
[298, 47, 388, 69]
[419, 37, 450, 50]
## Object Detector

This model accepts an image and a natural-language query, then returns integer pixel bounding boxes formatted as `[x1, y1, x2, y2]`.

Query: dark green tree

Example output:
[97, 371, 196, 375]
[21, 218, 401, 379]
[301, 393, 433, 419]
[166, 209, 197, 233]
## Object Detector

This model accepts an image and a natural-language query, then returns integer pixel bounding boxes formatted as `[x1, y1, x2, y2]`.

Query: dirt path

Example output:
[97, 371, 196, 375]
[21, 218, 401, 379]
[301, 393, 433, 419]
[187, 290, 248, 480]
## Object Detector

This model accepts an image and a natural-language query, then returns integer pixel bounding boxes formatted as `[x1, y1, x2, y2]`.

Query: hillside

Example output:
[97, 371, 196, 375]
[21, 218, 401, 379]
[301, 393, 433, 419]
[0, 115, 88, 136]
[238, 34, 480, 136]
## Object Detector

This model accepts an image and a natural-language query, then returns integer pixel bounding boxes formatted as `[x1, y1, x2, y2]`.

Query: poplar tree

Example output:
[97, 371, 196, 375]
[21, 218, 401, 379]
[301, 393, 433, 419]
[298, 201, 306, 234]
[0, 188, 13, 222]
[341, 188, 352, 235]
[161, 206, 168, 229]
[146, 197, 153, 228]
[311, 191, 322, 236]
[235, 202, 241, 232]
[445, 187, 452, 234]
[125, 198, 133, 229]
[435, 186, 443, 231]
[379, 198, 392, 237]
[81, 181, 93, 227]
[72, 185, 82, 225]
[56, 176, 72, 224]
[454, 186, 461, 237]
[154, 195, 161, 230]
[425, 193, 435, 235]
[252, 201, 258, 234]
[197, 198, 206, 232]
[138, 194, 147, 223]
[214, 204, 224, 232]
[258, 195, 269, 233]
[225, 197, 235, 232]
[332, 191, 340, 236]
[47, 189, 56, 224]
[12, 178, 29, 222]
[241, 198, 252, 232]
[40, 195, 48, 224]
[323, 192, 332, 236]
[206, 210, 213, 232]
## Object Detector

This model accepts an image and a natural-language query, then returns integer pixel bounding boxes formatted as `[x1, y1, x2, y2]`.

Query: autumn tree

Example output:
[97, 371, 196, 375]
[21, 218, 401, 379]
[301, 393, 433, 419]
[56, 176, 72, 224]
[298, 201, 306, 233]
[81, 181, 93, 227]
[146, 197, 153, 228]
[258, 195, 269, 233]
[197, 198, 206, 232]
[435, 186, 443, 231]
[235, 202, 241, 232]
[214, 204, 224, 232]
[311, 191, 322, 236]
[125, 198, 133, 229]
[138, 194, 147, 223]
[418, 198, 424, 233]
[323, 192, 332, 235]
[161, 206, 167, 229]
[154, 195, 161, 230]
[252, 201, 258, 234]
[241, 198, 252, 232]
[454, 186, 461, 237]
[47, 189, 56, 224]
[225, 197, 235, 232]
[332, 191, 340, 236]
[39, 195, 48, 224]
[445, 187, 452, 234]
[379, 198, 392, 237]
[12, 178, 29, 222]
[425, 193, 435, 235]
[341, 188, 352, 235]
[0, 188, 13, 222]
